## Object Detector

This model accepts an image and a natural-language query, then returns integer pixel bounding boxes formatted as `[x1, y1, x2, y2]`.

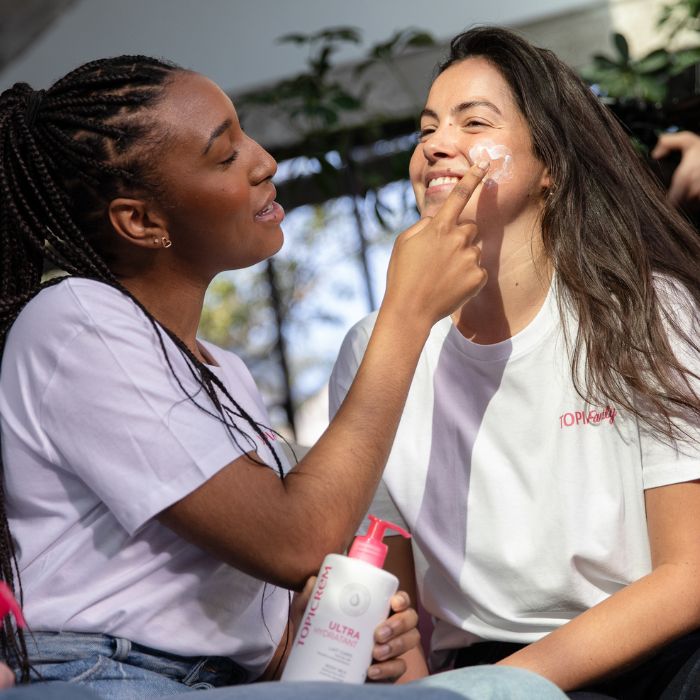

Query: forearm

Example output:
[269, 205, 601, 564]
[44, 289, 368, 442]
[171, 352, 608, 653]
[498, 563, 700, 691]
[160, 166, 489, 587]
[279, 308, 431, 574]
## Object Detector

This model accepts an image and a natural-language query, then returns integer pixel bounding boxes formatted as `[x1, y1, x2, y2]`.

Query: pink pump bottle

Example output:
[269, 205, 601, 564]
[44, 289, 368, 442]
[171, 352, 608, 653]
[281, 516, 410, 684]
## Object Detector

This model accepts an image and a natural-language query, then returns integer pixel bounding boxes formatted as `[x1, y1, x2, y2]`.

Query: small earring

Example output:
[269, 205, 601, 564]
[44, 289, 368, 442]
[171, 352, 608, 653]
[152, 236, 160, 246]
[162, 238, 172, 249]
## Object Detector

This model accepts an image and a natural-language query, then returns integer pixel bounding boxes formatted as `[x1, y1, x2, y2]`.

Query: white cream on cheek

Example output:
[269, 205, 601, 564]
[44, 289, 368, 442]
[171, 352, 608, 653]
[468, 139, 514, 185]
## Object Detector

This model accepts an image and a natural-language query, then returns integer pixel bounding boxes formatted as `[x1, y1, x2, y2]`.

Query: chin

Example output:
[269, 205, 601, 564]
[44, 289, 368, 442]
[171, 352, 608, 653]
[270, 228, 284, 255]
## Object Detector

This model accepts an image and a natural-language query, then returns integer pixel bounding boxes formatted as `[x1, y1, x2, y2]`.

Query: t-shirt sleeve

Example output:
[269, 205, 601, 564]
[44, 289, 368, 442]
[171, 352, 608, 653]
[328, 312, 376, 420]
[39, 294, 267, 535]
[641, 278, 700, 489]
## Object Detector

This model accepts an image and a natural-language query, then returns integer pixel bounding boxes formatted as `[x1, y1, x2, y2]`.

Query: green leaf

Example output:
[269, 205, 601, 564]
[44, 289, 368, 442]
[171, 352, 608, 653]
[635, 48, 671, 74]
[315, 27, 361, 44]
[369, 35, 400, 60]
[670, 46, 700, 73]
[592, 54, 623, 70]
[404, 31, 435, 48]
[636, 75, 667, 102]
[613, 32, 630, 64]
[657, 4, 672, 28]
[278, 33, 310, 45]
[331, 93, 362, 110]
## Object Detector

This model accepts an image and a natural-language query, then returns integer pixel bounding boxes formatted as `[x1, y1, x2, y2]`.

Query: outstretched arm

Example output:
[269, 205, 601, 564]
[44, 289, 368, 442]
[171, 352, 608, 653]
[160, 163, 490, 589]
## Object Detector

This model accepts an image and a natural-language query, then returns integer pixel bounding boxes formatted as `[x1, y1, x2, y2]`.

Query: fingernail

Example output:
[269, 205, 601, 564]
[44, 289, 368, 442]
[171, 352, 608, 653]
[368, 666, 382, 679]
[377, 625, 391, 642]
[375, 644, 391, 659]
[476, 159, 490, 170]
[397, 592, 409, 606]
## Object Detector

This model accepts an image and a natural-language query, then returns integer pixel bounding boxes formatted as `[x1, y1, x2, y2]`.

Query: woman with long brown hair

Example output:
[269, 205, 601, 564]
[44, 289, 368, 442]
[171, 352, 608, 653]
[331, 26, 700, 699]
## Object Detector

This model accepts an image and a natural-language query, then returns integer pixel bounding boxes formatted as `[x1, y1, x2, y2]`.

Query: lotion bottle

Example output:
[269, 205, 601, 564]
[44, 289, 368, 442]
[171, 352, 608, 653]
[281, 515, 410, 684]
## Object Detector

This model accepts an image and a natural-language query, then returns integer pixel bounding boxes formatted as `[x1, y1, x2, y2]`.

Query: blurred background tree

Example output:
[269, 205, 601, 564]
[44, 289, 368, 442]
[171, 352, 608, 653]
[582, 0, 700, 154]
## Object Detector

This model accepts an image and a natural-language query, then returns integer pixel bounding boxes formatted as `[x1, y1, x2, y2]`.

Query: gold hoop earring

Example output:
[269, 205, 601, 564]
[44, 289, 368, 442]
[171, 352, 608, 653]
[162, 238, 172, 249]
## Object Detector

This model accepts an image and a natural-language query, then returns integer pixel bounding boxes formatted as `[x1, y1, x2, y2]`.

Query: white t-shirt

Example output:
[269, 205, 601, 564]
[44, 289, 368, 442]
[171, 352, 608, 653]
[329, 281, 700, 670]
[0, 278, 290, 677]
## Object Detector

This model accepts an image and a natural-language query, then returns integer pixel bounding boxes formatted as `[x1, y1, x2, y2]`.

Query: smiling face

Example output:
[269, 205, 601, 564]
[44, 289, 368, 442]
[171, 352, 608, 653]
[147, 71, 284, 277]
[409, 57, 550, 231]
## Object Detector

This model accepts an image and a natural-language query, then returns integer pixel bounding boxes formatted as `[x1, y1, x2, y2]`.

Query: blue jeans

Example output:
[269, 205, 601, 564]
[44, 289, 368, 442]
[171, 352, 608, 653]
[16, 631, 566, 699]
[22, 631, 246, 697]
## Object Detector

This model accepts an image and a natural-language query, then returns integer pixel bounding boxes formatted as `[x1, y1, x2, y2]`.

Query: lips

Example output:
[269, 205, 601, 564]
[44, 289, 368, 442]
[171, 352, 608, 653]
[256, 203, 274, 217]
[254, 186, 285, 224]
[424, 170, 464, 194]
[254, 200, 285, 224]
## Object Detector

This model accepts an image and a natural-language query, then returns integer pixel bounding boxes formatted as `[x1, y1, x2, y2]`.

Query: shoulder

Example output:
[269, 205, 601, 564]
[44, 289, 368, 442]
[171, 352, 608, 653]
[11, 277, 140, 336]
[3, 278, 175, 403]
[328, 312, 379, 413]
[198, 340, 258, 392]
[5, 278, 140, 362]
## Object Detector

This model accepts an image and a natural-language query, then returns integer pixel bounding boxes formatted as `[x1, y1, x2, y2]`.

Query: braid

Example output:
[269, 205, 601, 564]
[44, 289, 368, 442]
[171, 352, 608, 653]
[0, 55, 286, 681]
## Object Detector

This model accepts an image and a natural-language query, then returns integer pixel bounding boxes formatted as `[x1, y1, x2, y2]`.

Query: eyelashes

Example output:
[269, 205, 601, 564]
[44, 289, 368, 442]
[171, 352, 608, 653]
[219, 151, 239, 167]
[417, 121, 489, 141]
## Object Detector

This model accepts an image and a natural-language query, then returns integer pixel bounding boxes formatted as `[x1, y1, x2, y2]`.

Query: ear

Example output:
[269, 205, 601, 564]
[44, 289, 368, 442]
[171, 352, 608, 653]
[539, 167, 553, 195]
[108, 198, 170, 249]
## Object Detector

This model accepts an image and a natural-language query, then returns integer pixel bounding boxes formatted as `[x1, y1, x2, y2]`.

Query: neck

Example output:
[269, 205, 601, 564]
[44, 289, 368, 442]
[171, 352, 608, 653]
[454, 219, 552, 344]
[117, 272, 209, 361]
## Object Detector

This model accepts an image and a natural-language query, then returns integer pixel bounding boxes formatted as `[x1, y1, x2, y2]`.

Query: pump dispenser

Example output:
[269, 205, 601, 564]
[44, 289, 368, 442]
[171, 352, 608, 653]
[281, 516, 410, 684]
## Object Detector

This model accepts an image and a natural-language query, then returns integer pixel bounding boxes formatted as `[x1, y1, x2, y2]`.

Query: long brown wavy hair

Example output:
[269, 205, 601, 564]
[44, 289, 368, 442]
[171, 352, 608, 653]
[440, 26, 700, 443]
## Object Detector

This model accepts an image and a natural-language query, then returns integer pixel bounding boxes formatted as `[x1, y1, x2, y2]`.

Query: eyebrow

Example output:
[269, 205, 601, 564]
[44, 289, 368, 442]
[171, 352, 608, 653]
[420, 100, 502, 121]
[202, 118, 232, 156]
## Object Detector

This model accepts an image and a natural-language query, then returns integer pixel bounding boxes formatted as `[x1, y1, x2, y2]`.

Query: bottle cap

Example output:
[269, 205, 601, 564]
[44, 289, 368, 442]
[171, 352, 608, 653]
[0, 582, 25, 628]
[348, 515, 410, 568]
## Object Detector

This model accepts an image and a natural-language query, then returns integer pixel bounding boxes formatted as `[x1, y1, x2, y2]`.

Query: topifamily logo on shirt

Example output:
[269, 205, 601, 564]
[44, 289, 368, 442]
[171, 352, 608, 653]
[559, 405, 617, 429]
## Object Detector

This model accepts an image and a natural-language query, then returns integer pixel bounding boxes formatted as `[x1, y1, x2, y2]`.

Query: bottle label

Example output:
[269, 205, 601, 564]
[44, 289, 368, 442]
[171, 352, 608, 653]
[297, 565, 332, 646]
[282, 557, 397, 684]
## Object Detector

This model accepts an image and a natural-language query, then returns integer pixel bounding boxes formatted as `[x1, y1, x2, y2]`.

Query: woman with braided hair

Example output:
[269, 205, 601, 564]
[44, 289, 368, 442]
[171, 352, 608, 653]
[0, 55, 569, 699]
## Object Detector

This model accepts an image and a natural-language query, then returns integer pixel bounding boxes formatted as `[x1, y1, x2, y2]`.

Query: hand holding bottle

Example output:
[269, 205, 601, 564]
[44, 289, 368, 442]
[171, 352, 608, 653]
[284, 577, 421, 682]
[368, 591, 420, 681]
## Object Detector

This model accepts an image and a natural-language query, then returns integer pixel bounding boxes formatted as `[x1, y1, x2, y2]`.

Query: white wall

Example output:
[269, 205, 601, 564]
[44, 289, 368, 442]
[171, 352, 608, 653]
[1, 0, 598, 92]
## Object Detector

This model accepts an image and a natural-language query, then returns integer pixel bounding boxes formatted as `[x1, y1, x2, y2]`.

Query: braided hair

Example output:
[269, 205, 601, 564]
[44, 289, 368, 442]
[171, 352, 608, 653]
[0, 55, 286, 679]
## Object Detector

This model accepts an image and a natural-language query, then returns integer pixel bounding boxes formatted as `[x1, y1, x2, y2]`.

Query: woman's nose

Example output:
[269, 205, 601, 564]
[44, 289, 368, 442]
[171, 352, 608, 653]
[249, 136, 278, 182]
[422, 126, 460, 162]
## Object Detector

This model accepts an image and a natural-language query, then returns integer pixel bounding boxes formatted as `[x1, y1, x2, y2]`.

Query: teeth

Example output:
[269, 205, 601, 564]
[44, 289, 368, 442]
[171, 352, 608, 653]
[428, 176, 460, 188]
[258, 204, 273, 215]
